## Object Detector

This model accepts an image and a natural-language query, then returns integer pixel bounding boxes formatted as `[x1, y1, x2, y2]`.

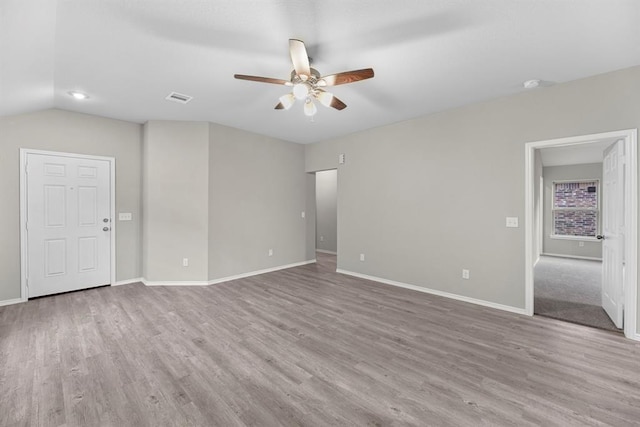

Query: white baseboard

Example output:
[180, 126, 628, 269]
[634, 333, 640, 342]
[336, 269, 527, 316]
[208, 260, 316, 285]
[143, 279, 210, 286]
[0, 297, 26, 307]
[143, 260, 317, 287]
[112, 277, 143, 286]
[541, 253, 602, 261]
[316, 249, 337, 255]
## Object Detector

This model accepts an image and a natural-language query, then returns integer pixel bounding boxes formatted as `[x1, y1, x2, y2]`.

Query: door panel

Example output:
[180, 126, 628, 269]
[78, 237, 98, 272]
[602, 140, 624, 328]
[44, 239, 66, 276]
[78, 186, 98, 226]
[27, 153, 111, 297]
[44, 185, 66, 227]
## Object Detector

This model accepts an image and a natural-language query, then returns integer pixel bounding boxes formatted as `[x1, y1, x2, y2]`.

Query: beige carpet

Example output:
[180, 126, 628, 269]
[534, 256, 620, 332]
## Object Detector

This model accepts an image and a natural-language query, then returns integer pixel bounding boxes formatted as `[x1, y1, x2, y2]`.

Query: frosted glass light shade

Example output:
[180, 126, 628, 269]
[293, 83, 309, 100]
[279, 93, 295, 110]
[316, 91, 334, 107]
[304, 99, 317, 116]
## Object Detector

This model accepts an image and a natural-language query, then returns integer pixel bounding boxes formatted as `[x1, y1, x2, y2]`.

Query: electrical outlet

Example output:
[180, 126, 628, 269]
[320, 235, 324, 241]
[268, 249, 273, 257]
[579, 241, 585, 247]
[462, 269, 470, 279]
[182, 258, 189, 267]
[360, 253, 365, 261]
[301, 211, 305, 219]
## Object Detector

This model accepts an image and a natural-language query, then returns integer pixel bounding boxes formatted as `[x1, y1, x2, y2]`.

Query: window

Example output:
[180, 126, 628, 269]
[552, 180, 599, 238]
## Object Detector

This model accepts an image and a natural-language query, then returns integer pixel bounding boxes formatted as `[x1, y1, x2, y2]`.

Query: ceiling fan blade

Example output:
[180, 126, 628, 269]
[275, 102, 285, 110]
[318, 68, 375, 86]
[329, 95, 347, 110]
[234, 74, 292, 86]
[289, 39, 311, 79]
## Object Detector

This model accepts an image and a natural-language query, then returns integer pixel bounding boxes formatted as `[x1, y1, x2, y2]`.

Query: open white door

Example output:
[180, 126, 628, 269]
[26, 152, 112, 298]
[601, 140, 624, 328]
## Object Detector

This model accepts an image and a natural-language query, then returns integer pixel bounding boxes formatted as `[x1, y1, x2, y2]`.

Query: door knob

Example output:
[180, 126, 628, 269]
[103, 218, 109, 223]
[103, 227, 110, 231]
[596, 235, 604, 240]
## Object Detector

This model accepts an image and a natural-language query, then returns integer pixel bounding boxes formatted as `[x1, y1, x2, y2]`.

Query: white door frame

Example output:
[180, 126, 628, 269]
[19, 149, 116, 301]
[525, 129, 638, 340]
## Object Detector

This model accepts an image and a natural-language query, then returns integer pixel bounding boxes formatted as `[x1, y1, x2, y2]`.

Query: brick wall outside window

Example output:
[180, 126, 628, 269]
[553, 181, 598, 237]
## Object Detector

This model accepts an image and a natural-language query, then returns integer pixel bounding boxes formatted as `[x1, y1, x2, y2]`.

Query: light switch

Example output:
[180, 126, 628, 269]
[506, 217, 519, 228]
[119, 212, 132, 221]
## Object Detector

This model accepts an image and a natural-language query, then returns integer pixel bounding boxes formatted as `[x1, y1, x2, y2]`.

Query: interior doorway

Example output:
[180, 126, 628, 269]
[525, 129, 638, 340]
[315, 169, 337, 255]
[532, 150, 617, 331]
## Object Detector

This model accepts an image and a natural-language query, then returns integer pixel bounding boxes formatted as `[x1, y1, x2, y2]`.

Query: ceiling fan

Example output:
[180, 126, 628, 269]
[234, 39, 374, 117]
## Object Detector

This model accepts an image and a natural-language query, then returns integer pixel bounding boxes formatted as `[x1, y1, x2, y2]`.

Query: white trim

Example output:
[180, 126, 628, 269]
[143, 279, 210, 286]
[143, 260, 317, 287]
[316, 249, 337, 255]
[541, 252, 602, 261]
[549, 235, 599, 242]
[336, 269, 527, 316]
[112, 277, 143, 286]
[109, 156, 116, 289]
[625, 131, 638, 341]
[208, 260, 316, 285]
[19, 149, 116, 300]
[19, 150, 27, 301]
[525, 129, 638, 341]
[0, 298, 26, 307]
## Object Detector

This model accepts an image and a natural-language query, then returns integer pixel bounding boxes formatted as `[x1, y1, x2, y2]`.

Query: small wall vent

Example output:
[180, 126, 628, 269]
[165, 92, 193, 104]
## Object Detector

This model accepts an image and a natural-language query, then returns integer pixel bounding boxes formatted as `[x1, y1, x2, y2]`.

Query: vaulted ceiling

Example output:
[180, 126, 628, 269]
[2, 0, 639, 144]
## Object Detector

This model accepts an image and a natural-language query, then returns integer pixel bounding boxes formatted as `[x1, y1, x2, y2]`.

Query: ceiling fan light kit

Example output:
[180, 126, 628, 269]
[234, 39, 374, 118]
[278, 93, 296, 110]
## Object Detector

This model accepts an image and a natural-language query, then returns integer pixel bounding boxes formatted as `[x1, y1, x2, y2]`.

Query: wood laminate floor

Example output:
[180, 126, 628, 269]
[2, 253, 640, 426]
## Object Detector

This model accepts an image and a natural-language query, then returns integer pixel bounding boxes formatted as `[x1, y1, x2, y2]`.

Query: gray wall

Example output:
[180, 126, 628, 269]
[534, 150, 543, 262]
[0, 109, 142, 300]
[208, 123, 309, 280]
[305, 173, 317, 261]
[3, 67, 640, 333]
[143, 121, 210, 281]
[305, 66, 640, 314]
[315, 169, 337, 253]
[542, 163, 603, 259]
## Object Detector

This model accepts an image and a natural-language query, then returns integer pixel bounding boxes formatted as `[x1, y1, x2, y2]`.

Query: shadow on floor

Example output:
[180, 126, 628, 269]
[534, 256, 620, 332]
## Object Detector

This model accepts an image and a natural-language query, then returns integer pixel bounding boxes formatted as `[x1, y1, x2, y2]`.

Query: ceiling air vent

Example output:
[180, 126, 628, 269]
[165, 92, 193, 104]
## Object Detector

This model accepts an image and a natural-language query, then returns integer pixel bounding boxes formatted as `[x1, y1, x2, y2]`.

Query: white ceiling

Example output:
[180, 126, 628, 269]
[2, 0, 640, 144]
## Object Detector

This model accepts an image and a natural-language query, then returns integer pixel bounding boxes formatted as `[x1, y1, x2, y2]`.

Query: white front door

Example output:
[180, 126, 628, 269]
[26, 153, 112, 297]
[601, 140, 624, 328]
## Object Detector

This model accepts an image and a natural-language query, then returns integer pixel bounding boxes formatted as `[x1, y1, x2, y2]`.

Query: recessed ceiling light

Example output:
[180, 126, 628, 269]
[523, 79, 541, 89]
[68, 91, 89, 100]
